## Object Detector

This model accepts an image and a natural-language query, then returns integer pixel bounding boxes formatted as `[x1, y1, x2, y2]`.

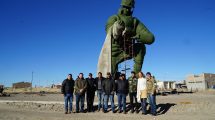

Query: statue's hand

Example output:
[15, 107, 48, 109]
[122, 27, 133, 38]
[122, 28, 128, 36]
[112, 20, 125, 39]
[131, 34, 140, 40]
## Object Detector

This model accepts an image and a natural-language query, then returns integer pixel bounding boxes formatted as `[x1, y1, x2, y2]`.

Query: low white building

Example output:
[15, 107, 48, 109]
[157, 81, 176, 90]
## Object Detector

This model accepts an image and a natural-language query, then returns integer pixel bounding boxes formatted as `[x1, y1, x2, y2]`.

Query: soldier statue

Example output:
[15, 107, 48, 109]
[98, 0, 155, 78]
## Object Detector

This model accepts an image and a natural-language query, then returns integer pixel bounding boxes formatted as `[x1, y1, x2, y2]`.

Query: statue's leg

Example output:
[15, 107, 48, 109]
[112, 46, 130, 78]
[133, 43, 146, 74]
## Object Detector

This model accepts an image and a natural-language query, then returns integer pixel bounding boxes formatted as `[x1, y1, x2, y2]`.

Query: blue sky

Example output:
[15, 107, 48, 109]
[0, 0, 215, 87]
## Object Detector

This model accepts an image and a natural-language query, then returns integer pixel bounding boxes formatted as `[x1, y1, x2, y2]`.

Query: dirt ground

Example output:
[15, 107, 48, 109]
[0, 91, 215, 120]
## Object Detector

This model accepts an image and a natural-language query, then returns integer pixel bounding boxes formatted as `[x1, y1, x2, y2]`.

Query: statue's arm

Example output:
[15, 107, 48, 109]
[135, 18, 155, 45]
[105, 15, 119, 33]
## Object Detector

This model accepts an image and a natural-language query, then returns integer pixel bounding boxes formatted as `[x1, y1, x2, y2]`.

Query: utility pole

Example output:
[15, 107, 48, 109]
[31, 71, 33, 93]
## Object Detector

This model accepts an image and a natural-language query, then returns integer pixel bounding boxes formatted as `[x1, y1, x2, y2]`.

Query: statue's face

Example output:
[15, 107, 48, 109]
[119, 7, 133, 16]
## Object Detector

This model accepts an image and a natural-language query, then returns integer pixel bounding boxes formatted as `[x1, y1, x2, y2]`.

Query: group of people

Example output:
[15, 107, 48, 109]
[61, 71, 157, 116]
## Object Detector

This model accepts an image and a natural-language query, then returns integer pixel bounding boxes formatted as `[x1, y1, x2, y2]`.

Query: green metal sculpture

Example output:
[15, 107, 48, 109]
[98, 0, 155, 77]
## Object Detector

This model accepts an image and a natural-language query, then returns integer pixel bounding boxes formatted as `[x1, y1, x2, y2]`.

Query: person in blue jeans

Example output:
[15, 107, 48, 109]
[116, 74, 129, 114]
[74, 73, 87, 113]
[95, 72, 105, 111]
[61, 74, 75, 114]
[128, 71, 138, 113]
[75, 93, 85, 113]
[146, 72, 157, 116]
[102, 72, 116, 113]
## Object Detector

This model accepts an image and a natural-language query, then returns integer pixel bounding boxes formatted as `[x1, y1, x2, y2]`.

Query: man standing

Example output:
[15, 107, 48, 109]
[74, 73, 87, 113]
[61, 74, 75, 114]
[116, 74, 128, 114]
[102, 72, 116, 113]
[86, 73, 96, 112]
[95, 72, 105, 112]
[146, 72, 157, 116]
[128, 71, 138, 113]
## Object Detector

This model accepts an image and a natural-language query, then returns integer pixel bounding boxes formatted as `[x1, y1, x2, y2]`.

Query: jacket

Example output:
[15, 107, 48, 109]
[74, 78, 87, 95]
[146, 77, 156, 94]
[128, 77, 138, 93]
[116, 79, 129, 94]
[61, 79, 75, 95]
[102, 78, 115, 95]
[137, 77, 147, 102]
[86, 78, 96, 93]
[95, 77, 105, 90]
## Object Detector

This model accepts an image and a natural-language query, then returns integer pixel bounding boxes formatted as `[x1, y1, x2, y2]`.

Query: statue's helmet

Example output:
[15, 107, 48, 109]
[121, 0, 135, 8]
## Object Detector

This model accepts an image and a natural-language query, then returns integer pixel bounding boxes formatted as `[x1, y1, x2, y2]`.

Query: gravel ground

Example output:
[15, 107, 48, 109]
[0, 92, 215, 120]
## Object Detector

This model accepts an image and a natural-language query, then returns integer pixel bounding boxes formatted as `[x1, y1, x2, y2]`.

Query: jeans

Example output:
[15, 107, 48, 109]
[97, 90, 104, 110]
[76, 93, 85, 112]
[104, 94, 115, 112]
[141, 98, 147, 113]
[87, 91, 95, 112]
[117, 93, 126, 111]
[129, 92, 137, 110]
[148, 94, 156, 114]
[64, 94, 73, 112]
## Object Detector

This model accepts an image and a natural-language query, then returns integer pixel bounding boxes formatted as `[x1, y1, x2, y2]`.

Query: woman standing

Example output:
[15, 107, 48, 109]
[137, 72, 147, 115]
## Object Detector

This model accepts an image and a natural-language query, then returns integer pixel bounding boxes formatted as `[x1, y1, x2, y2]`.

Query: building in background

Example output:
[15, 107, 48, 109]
[157, 81, 176, 90]
[51, 84, 62, 89]
[12, 82, 31, 89]
[186, 73, 215, 91]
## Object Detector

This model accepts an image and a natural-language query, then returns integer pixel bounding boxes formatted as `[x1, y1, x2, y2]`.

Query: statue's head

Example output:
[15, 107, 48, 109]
[121, 0, 135, 8]
[119, 0, 135, 16]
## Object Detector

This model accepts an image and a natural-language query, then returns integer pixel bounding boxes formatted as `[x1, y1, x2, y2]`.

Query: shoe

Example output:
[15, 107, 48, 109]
[75, 111, 79, 113]
[112, 111, 116, 113]
[118, 110, 122, 113]
[152, 113, 157, 116]
[130, 109, 134, 113]
[103, 110, 107, 113]
[80, 111, 84, 113]
[123, 111, 126, 114]
[65, 111, 68, 114]
[135, 110, 138, 113]
[142, 112, 147, 115]
[68, 111, 71, 114]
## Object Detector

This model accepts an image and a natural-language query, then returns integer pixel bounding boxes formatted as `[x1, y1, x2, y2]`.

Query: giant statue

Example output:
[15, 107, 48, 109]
[98, 0, 155, 78]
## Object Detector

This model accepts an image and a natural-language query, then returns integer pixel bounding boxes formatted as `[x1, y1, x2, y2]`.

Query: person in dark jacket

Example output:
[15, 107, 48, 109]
[116, 73, 129, 114]
[61, 74, 75, 114]
[74, 73, 87, 113]
[95, 72, 105, 111]
[86, 73, 96, 112]
[102, 72, 116, 113]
